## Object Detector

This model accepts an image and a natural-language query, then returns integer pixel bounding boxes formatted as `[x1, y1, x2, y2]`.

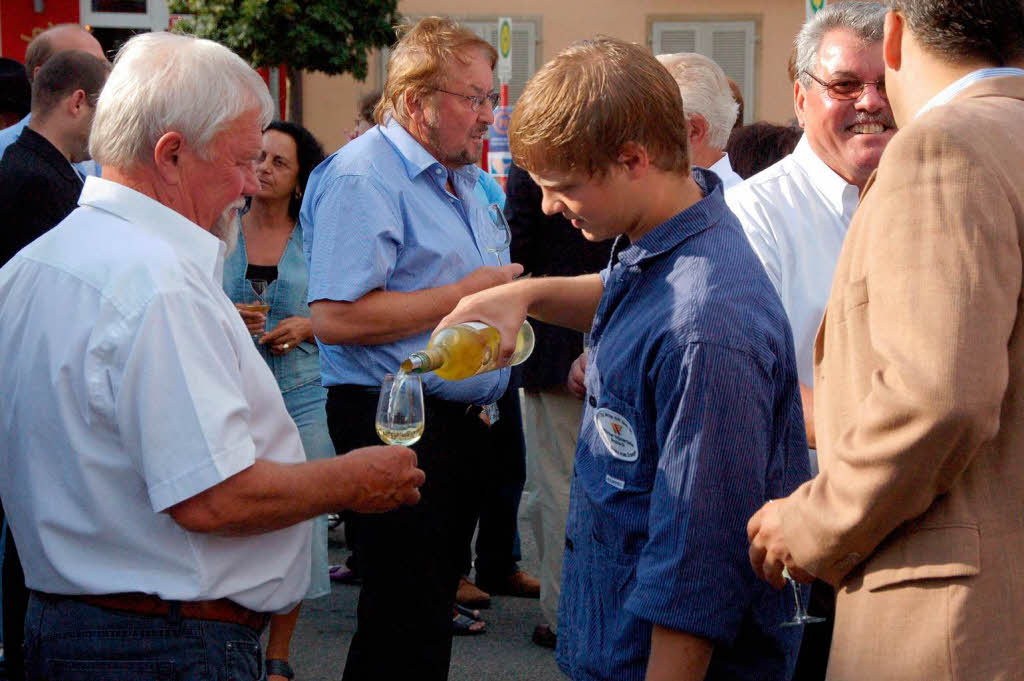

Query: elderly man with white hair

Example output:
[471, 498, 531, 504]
[656, 52, 743, 189]
[0, 32, 424, 680]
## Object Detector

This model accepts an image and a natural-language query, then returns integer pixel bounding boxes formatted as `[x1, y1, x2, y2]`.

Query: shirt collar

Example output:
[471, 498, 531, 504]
[614, 167, 726, 268]
[917, 67, 1024, 118]
[791, 134, 860, 214]
[379, 118, 481, 188]
[78, 176, 225, 279]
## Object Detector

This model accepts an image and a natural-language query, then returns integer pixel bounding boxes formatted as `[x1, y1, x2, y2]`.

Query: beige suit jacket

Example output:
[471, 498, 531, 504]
[781, 77, 1024, 680]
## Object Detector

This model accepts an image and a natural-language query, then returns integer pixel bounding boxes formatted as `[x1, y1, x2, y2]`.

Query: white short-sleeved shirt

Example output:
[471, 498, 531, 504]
[0, 177, 310, 612]
[726, 135, 860, 388]
[707, 152, 744, 192]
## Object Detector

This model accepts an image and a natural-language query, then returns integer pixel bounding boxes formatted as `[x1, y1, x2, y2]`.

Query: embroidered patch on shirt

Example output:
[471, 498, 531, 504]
[594, 408, 638, 461]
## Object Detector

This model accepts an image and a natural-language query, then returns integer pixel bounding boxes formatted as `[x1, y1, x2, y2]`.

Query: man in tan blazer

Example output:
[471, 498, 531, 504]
[747, 0, 1024, 679]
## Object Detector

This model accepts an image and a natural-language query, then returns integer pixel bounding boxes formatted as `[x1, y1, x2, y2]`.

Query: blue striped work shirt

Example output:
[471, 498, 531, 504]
[557, 169, 810, 681]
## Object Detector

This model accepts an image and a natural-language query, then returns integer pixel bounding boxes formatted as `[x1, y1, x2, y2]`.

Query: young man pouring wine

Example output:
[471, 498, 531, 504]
[438, 37, 811, 681]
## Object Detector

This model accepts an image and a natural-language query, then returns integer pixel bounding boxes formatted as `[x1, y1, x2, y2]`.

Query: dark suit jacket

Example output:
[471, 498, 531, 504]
[0, 126, 83, 265]
[506, 163, 612, 390]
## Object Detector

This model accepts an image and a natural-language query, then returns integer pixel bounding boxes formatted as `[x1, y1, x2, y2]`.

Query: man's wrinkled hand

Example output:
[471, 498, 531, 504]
[567, 351, 587, 399]
[747, 500, 814, 590]
[342, 445, 425, 513]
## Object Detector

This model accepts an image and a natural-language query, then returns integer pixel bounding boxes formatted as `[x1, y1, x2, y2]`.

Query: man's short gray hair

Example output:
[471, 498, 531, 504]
[90, 32, 274, 169]
[656, 53, 738, 150]
[795, 2, 887, 85]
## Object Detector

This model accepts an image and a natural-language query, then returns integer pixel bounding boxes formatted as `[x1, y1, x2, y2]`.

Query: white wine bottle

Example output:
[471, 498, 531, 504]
[400, 321, 535, 381]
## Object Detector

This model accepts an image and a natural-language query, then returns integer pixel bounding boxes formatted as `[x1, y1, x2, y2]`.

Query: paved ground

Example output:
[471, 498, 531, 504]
[278, 513, 565, 681]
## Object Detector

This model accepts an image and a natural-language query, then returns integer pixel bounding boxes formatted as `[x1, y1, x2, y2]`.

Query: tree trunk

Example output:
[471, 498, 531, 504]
[287, 65, 303, 124]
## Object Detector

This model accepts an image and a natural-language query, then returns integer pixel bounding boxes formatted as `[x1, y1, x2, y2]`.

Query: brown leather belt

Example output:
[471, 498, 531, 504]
[70, 592, 269, 632]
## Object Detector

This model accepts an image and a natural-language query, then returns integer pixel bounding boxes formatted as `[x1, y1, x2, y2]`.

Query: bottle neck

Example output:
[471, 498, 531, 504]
[402, 347, 445, 374]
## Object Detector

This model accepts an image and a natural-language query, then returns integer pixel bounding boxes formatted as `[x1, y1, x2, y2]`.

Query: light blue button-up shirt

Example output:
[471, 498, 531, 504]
[301, 119, 509, 404]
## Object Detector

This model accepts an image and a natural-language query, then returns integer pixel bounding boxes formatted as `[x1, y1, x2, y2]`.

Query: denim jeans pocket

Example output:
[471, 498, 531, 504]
[224, 638, 262, 681]
[47, 659, 175, 680]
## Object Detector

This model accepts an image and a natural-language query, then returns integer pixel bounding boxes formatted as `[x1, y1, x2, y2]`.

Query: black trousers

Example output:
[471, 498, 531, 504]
[458, 386, 526, 581]
[326, 386, 488, 681]
[2, 500, 27, 681]
[791, 580, 836, 681]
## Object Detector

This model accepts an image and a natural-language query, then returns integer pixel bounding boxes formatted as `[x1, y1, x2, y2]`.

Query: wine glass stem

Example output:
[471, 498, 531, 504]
[789, 578, 804, 616]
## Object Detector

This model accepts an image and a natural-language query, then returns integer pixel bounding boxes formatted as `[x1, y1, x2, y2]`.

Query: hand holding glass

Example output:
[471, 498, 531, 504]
[376, 373, 425, 446]
[239, 279, 269, 339]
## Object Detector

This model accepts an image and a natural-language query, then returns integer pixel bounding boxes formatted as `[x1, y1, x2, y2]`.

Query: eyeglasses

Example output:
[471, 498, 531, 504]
[431, 88, 500, 112]
[803, 71, 887, 101]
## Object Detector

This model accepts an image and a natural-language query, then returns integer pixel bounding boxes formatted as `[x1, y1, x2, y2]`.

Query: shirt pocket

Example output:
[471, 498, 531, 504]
[593, 388, 655, 493]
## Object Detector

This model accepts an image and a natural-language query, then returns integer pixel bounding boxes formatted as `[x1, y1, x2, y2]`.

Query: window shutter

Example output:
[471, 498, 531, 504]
[652, 20, 756, 123]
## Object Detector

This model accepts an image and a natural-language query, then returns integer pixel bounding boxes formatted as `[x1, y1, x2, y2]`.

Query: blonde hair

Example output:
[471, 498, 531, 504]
[375, 16, 497, 126]
[510, 36, 690, 177]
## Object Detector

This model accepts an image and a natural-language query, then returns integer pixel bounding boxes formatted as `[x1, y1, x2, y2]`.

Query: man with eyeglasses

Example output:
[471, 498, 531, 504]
[301, 16, 521, 681]
[726, 3, 894, 680]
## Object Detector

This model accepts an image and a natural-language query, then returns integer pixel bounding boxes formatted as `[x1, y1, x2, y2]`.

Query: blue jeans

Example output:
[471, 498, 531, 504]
[24, 592, 264, 680]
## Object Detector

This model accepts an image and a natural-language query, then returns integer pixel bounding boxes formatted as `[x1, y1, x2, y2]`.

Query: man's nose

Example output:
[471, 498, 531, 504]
[539, 189, 561, 216]
[855, 83, 887, 113]
[242, 162, 261, 195]
[478, 104, 495, 125]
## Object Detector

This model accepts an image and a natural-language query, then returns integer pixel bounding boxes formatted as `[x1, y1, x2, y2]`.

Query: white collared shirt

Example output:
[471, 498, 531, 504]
[707, 152, 744, 191]
[0, 177, 310, 612]
[726, 135, 860, 387]
[917, 67, 1024, 118]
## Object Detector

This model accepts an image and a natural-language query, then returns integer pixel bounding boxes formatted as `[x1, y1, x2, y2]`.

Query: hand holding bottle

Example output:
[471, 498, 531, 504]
[438, 289, 531, 369]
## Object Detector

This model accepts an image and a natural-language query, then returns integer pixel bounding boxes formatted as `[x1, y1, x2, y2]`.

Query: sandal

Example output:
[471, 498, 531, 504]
[455, 603, 482, 621]
[452, 610, 486, 636]
[328, 564, 362, 584]
[266, 658, 295, 680]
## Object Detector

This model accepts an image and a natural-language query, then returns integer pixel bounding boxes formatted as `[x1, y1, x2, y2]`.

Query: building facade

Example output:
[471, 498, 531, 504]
[2, 1, 813, 156]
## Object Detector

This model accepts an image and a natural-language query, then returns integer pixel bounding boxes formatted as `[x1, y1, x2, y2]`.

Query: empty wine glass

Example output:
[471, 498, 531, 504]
[376, 373, 425, 446]
[484, 202, 512, 264]
[780, 566, 825, 627]
[241, 278, 269, 338]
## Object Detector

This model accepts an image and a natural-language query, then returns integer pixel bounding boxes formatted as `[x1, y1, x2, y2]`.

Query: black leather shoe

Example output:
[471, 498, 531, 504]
[532, 623, 557, 649]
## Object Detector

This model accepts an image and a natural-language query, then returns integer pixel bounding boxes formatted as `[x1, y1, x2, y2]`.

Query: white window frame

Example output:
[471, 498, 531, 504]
[650, 19, 758, 123]
[80, 0, 169, 31]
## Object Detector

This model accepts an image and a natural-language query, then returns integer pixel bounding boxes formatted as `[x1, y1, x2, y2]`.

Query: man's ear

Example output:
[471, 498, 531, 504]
[405, 89, 428, 126]
[67, 89, 88, 117]
[793, 79, 807, 129]
[688, 114, 709, 148]
[883, 10, 903, 71]
[152, 131, 186, 185]
[616, 141, 649, 178]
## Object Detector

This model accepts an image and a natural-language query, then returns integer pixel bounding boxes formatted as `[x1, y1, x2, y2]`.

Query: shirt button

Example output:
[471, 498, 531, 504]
[434, 168, 443, 175]
[588, 395, 597, 407]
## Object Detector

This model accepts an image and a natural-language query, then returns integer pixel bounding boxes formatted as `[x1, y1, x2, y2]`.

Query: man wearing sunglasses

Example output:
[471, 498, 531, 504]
[726, 3, 894, 680]
[301, 16, 522, 681]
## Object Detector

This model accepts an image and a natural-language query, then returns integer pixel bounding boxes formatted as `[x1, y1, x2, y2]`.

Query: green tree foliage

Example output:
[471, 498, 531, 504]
[167, 0, 400, 79]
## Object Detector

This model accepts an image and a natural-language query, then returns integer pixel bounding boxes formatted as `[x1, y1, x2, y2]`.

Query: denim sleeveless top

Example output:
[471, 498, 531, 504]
[223, 221, 321, 393]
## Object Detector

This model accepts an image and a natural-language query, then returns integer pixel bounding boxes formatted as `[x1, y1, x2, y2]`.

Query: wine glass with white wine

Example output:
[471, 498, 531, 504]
[484, 202, 512, 265]
[376, 373, 425, 446]
[240, 278, 270, 339]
